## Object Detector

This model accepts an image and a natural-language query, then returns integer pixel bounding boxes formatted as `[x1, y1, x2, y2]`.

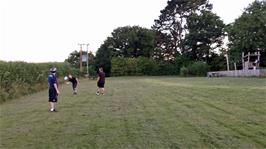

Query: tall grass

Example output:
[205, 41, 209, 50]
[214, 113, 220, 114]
[0, 61, 80, 102]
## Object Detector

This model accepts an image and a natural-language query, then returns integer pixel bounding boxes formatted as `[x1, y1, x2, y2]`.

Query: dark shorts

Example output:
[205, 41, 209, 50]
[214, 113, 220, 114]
[49, 88, 58, 102]
[72, 83, 77, 90]
[97, 81, 105, 88]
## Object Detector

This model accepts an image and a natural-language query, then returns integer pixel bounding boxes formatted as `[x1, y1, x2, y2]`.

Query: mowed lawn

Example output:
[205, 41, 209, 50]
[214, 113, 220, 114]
[0, 77, 266, 149]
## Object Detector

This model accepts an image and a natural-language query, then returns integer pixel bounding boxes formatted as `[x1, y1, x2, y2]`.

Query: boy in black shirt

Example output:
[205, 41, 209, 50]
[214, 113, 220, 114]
[68, 74, 79, 95]
[96, 67, 105, 95]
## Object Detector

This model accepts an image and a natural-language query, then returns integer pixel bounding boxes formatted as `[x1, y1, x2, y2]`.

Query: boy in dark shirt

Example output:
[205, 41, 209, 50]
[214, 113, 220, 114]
[68, 74, 79, 95]
[96, 67, 105, 95]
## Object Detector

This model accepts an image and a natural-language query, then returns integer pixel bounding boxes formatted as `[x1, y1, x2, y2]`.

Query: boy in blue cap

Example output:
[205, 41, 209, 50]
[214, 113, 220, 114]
[48, 67, 60, 112]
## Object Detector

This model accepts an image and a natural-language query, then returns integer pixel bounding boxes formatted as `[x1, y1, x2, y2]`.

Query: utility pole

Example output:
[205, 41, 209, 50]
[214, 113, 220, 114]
[78, 43, 86, 72]
[86, 44, 89, 77]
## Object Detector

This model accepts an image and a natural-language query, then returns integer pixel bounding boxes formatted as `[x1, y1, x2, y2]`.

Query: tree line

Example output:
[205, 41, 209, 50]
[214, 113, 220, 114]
[66, 0, 266, 76]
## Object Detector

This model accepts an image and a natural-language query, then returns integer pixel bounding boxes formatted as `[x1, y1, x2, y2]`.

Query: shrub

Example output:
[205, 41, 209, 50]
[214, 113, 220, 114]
[157, 62, 179, 75]
[110, 58, 208, 77]
[126, 58, 138, 75]
[180, 66, 189, 77]
[136, 57, 158, 75]
[180, 61, 210, 77]
[188, 61, 210, 76]
[111, 57, 127, 76]
[111, 57, 158, 76]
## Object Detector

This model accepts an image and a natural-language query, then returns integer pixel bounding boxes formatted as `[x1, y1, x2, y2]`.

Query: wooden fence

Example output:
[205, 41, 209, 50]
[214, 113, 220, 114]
[207, 69, 266, 77]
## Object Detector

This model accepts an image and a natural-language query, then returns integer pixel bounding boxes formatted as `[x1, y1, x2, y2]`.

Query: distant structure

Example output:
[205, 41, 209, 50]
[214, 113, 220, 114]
[207, 51, 266, 77]
[242, 51, 260, 70]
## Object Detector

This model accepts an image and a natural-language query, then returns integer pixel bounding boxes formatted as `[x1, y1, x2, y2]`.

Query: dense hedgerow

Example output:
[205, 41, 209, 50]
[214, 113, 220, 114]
[111, 57, 210, 77]
[111, 57, 187, 76]
[111, 57, 159, 76]
[180, 61, 210, 76]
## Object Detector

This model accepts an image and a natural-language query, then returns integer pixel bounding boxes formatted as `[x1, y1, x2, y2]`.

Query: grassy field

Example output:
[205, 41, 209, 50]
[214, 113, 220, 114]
[0, 77, 266, 149]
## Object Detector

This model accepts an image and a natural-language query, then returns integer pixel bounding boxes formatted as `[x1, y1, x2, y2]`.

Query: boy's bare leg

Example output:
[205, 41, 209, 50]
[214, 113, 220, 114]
[101, 88, 105, 95]
[96, 88, 100, 95]
[50, 102, 55, 111]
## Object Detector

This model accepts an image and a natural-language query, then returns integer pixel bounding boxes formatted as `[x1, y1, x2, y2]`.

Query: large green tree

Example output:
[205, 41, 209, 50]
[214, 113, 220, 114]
[94, 37, 113, 76]
[227, 0, 266, 67]
[95, 26, 156, 75]
[152, 0, 213, 60]
[65, 50, 80, 68]
[184, 10, 225, 62]
[110, 26, 156, 58]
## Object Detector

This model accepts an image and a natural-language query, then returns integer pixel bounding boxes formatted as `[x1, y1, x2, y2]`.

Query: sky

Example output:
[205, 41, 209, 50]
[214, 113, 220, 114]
[0, 0, 255, 63]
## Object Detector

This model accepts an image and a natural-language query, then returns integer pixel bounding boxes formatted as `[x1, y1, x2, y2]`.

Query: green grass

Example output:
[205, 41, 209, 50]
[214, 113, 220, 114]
[1, 77, 266, 149]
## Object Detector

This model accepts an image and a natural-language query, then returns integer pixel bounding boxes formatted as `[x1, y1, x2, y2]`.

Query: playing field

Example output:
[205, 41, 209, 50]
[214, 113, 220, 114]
[0, 77, 266, 149]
